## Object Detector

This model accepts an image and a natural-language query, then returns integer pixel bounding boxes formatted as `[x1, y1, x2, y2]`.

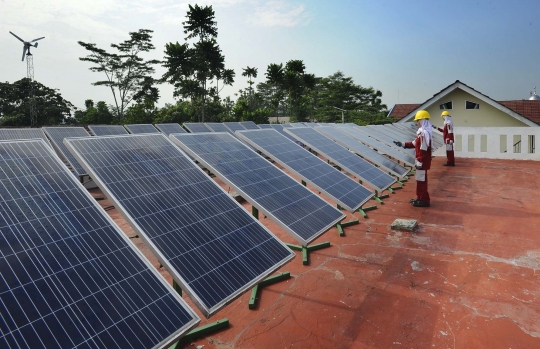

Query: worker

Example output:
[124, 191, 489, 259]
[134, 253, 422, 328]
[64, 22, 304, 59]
[394, 110, 432, 207]
[433, 110, 455, 166]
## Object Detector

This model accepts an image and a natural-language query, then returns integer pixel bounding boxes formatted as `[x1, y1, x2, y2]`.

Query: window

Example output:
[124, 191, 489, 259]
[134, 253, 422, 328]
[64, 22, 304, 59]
[439, 101, 452, 110]
[466, 101, 480, 109]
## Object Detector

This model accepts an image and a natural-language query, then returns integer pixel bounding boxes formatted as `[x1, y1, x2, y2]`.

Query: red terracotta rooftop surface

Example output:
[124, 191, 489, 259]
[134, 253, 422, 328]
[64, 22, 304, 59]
[94, 156, 540, 349]
[388, 104, 421, 120]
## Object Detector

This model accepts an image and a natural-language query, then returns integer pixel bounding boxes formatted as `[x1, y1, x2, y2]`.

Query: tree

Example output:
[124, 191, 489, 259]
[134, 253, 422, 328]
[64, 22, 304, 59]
[78, 29, 160, 123]
[73, 99, 115, 125]
[242, 66, 258, 94]
[0, 78, 75, 126]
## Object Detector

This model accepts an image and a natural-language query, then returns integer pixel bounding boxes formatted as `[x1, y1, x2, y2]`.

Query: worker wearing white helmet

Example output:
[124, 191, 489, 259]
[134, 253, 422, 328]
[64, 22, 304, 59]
[433, 110, 455, 166]
[394, 110, 432, 207]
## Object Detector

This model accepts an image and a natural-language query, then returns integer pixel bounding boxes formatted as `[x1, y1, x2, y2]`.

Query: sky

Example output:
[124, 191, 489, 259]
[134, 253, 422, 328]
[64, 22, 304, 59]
[2, 0, 540, 111]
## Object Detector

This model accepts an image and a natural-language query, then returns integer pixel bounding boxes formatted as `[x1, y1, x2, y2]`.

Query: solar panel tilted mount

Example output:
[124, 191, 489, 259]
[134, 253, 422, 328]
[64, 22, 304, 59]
[65, 134, 294, 317]
[0, 139, 199, 348]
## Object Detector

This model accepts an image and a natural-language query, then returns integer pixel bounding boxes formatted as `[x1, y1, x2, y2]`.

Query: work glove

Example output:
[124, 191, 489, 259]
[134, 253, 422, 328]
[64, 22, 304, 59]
[432, 125, 437, 129]
[415, 160, 423, 170]
[393, 141, 403, 148]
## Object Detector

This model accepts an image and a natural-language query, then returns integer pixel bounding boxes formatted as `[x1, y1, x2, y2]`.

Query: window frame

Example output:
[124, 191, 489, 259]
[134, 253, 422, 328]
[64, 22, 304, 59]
[465, 100, 480, 110]
[439, 100, 453, 110]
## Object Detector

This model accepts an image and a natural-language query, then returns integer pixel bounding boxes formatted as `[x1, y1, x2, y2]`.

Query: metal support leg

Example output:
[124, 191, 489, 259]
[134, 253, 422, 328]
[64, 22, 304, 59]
[358, 204, 377, 219]
[249, 272, 290, 309]
[252, 206, 259, 220]
[286, 242, 331, 265]
[336, 219, 359, 236]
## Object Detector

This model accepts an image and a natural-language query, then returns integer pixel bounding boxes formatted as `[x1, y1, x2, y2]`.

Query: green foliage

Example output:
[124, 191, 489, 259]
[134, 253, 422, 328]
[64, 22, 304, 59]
[153, 101, 194, 124]
[123, 102, 157, 124]
[78, 29, 160, 122]
[73, 100, 115, 125]
[0, 78, 74, 126]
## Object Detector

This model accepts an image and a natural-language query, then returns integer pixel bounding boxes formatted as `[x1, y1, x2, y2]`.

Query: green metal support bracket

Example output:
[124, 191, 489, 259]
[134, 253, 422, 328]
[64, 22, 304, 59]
[285, 242, 331, 265]
[249, 272, 291, 309]
[301, 180, 306, 186]
[252, 206, 259, 220]
[173, 280, 182, 296]
[358, 204, 377, 219]
[336, 219, 359, 236]
[372, 190, 389, 204]
[172, 319, 230, 347]
[386, 187, 395, 194]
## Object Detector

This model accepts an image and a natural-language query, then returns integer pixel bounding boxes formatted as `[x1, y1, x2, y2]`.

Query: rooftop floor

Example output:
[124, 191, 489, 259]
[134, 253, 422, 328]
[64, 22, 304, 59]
[96, 156, 540, 349]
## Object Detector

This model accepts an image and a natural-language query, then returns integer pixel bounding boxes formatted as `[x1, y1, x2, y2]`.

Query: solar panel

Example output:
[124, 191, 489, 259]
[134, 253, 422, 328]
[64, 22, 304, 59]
[237, 129, 373, 212]
[239, 121, 260, 130]
[124, 124, 159, 134]
[205, 123, 231, 133]
[290, 123, 305, 127]
[0, 139, 199, 348]
[335, 126, 416, 166]
[284, 127, 396, 192]
[0, 128, 52, 148]
[270, 124, 298, 142]
[315, 127, 410, 178]
[354, 126, 416, 157]
[88, 125, 129, 136]
[257, 124, 274, 129]
[282, 124, 293, 128]
[154, 123, 187, 136]
[65, 134, 294, 317]
[222, 122, 246, 133]
[183, 123, 211, 133]
[43, 127, 91, 176]
[170, 132, 345, 246]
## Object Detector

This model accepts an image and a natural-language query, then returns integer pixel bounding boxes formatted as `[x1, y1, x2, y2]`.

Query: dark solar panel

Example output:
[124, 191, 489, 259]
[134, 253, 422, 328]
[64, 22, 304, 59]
[0, 139, 199, 348]
[237, 129, 373, 212]
[183, 123, 211, 133]
[124, 124, 159, 134]
[88, 125, 129, 136]
[258, 124, 273, 129]
[222, 122, 245, 133]
[355, 126, 416, 157]
[155, 123, 187, 136]
[285, 127, 396, 192]
[171, 133, 345, 246]
[270, 124, 298, 142]
[43, 127, 91, 176]
[65, 134, 294, 317]
[0, 128, 52, 148]
[204, 123, 231, 133]
[315, 127, 410, 178]
[239, 121, 260, 130]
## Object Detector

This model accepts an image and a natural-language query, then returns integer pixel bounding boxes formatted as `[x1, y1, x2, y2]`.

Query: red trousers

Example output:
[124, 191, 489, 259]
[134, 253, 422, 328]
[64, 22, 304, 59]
[416, 171, 430, 203]
[446, 150, 455, 165]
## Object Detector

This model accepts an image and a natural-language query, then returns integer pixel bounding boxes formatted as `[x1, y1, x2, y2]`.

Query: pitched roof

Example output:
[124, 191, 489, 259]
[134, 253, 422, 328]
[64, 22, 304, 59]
[390, 80, 540, 126]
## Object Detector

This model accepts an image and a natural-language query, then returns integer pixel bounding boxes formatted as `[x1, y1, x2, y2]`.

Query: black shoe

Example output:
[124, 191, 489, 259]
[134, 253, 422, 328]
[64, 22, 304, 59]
[412, 200, 430, 207]
[409, 198, 417, 203]
[443, 163, 455, 166]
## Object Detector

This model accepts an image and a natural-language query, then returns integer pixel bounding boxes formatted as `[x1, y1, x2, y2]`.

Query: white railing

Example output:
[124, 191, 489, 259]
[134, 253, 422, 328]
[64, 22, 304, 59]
[432, 127, 540, 161]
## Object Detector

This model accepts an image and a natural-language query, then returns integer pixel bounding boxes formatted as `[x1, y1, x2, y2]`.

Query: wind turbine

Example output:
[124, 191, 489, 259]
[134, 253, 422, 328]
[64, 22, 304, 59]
[9, 31, 45, 127]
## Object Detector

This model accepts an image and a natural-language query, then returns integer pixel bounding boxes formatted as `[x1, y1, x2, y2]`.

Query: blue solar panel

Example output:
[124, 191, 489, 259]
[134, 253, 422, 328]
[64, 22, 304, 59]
[315, 127, 410, 178]
[270, 124, 298, 142]
[124, 124, 159, 134]
[223, 122, 245, 133]
[204, 123, 231, 133]
[88, 125, 129, 136]
[334, 126, 416, 166]
[171, 133, 345, 246]
[43, 127, 91, 176]
[0, 139, 199, 348]
[0, 128, 52, 148]
[355, 126, 416, 157]
[237, 129, 373, 212]
[154, 123, 187, 136]
[65, 134, 294, 317]
[258, 124, 273, 129]
[285, 127, 396, 192]
[183, 123, 211, 133]
[239, 121, 260, 130]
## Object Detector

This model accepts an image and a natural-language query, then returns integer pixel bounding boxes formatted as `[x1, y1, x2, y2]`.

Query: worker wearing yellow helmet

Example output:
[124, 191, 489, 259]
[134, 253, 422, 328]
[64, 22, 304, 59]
[432, 110, 455, 166]
[393, 110, 432, 207]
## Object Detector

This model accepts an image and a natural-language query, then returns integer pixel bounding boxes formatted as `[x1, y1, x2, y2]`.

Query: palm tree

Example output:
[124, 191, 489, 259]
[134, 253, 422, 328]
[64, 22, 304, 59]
[242, 66, 258, 95]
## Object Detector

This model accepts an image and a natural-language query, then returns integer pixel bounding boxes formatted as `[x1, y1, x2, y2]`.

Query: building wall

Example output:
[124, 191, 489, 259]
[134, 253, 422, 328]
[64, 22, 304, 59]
[403, 89, 529, 127]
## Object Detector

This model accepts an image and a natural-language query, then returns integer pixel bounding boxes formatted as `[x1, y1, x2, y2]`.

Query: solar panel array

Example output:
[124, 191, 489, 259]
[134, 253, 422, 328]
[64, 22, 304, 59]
[258, 124, 274, 129]
[335, 126, 416, 166]
[43, 127, 92, 176]
[285, 127, 396, 191]
[183, 123, 211, 133]
[154, 123, 187, 136]
[222, 122, 245, 133]
[270, 124, 298, 142]
[315, 127, 410, 178]
[0, 128, 52, 148]
[88, 125, 129, 136]
[170, 133, 345, 246]
[0, 139, 199, 348]
[65, 134, 294, 317]
[124, 124, 159, 134]
[205, 123, 231, 133]
[239, 121, 260, 130]
[355, 126, 416, 157]
[237, 129, 373, 212]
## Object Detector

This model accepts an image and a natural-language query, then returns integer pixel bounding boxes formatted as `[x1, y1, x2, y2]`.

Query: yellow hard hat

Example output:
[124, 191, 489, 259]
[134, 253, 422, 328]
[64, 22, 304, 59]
[414, 110, 430, 121]
[441, 111, 450, 117]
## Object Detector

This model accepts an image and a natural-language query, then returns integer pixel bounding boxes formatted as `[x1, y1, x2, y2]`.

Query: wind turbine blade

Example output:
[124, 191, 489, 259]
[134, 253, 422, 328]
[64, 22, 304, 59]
[9, 31, 25, 43]
[31, 37, 45, 42]
[22, 46, 27, 61]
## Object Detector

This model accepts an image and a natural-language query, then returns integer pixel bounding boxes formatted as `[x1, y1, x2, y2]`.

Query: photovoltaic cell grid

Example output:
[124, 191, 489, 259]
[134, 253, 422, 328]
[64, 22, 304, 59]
[183, 123, 211, 133]
[171, 133, 345, 245]
[239, 121, 260, 130]
[335, 126, 416, 166]
[65, 134, 294, 317]
[258, 124, 273, 129]
[43, 127, 91, 176]
[237, 129, 373, 212]
[154, 123, 187, 136]
[0, 139, 199, 348]
[270, 124, 298, 142]
[315, 127, 410, 178]
[355, 126, 416, 157]
[88, 125, 129, 136]
[0, 129, 52, 148]
[222, 122, 246, 133]
[285, 127, 396, 191]
[204, 123, 231, 133]
[124, 124, 159, 134]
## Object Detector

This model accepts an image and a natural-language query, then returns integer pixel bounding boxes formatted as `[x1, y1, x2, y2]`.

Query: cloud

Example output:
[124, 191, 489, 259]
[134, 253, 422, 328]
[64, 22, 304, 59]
[251, 0, 311, 27]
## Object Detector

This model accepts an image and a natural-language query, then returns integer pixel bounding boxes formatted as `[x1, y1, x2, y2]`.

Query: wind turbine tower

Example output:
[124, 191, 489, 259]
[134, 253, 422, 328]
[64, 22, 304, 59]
[9, 31, 45, 126]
